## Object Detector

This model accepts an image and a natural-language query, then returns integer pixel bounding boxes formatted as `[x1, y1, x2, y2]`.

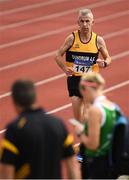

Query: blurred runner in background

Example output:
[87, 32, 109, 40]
[55, 9, 111, 122]
[0, 80, 81, 179]
[74, 72, 117, 179]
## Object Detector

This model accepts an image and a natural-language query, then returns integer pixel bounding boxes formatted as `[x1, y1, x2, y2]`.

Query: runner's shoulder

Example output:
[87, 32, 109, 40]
[88, 105, 102, 121]
[97, 35, 105, 42]
[96, 35, 106, 49]
[65, 33, 74, 47]
[89, 105, 101, 114]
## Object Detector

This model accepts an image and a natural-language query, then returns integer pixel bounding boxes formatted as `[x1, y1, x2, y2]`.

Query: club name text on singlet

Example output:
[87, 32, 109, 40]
[66, 30, 99, 76]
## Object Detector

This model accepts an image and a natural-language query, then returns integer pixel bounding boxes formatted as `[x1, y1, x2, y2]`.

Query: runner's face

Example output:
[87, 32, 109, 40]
[80, 81, 97, 103]
[78, 15, 93, 33]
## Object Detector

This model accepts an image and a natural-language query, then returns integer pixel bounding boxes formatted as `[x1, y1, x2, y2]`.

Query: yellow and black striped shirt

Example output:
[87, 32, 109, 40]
[0, 108, 74, 179]
[66, 30, 99, 76]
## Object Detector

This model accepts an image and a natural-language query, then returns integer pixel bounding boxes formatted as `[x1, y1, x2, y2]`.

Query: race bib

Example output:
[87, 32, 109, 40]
[73, 58, 92, 74]
[73, 64, 92, 74]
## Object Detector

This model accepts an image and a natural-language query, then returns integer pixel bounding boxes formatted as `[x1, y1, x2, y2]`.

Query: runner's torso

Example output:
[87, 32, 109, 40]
[66, 31, 99, 76]
[84, 96, 117, 157]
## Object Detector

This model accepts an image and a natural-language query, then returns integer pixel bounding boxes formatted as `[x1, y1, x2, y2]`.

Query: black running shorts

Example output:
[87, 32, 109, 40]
[67, 76, 82, 98]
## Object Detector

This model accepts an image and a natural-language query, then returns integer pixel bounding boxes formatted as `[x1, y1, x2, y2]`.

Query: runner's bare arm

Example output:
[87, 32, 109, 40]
[55, 34, 74, 76]
[75, 107, 101, 150]
[97, 36, 111, 68]
[65, 155, 81, 179]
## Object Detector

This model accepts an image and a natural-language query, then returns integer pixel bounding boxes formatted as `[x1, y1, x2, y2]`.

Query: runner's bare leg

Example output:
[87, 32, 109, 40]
[71, 96, 83, 122]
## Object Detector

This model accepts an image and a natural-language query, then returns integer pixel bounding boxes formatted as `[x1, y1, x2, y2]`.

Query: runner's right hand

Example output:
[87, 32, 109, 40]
[63, 66, 74, 76]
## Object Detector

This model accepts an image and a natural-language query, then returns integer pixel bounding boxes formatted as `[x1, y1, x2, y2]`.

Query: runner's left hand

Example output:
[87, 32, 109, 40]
[74, 125, 84, 136]
[96, 59, 106, 68]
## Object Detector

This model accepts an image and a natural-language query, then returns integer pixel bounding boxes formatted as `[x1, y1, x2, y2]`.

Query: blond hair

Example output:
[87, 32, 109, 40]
[81, 72, 105, 86]
[78, 9, 94, 19]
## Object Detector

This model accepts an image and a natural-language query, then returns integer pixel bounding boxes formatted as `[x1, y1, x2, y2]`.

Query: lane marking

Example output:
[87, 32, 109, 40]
[96, 10, 129, 23]
[0, 27, 129, 71]
[0, 0, 69, 15]
[0, 0, 11, 2]
[47, 104, 72, 115]
[48, 80, 129, 114]
[0, 0, 122, 31]
[0, 10, 129, 50]
[103, 28, 129, 39]
[0, 50, 129, 99]
[0, 79, 129, 134]
[0, 50, 57, 71]
[104, 80, 129, 93]
[0, 129, 6, 134]
[35, 74, 65, 86]
[109, 51, 129, 60]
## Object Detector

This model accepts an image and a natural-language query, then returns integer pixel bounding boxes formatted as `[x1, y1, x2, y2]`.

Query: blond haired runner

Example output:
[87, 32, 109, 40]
[55, 9, 111, 122]
[74, 72, 117, 179]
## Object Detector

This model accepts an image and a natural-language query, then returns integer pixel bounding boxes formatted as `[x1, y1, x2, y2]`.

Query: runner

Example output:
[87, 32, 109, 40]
[74, 72, 118, 179]
[55, 9, 111, 121]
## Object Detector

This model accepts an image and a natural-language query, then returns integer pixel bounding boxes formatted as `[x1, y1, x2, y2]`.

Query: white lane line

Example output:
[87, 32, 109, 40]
[0, 129, 6, 134]
[0, 0, 69, 16]
[0, 91, 11, 99]
[47, 104, 72, 115]
[0, 79, 129, 134]
[0, 50, 129, 100]
[104, 80, 129, 93]
[35, 74, 65, 86]
[0, 27, 129, 71]
[32, 51, 129, 86]
[48, 80, 129, 114]
[0, 0, 122, 31]
[0, 50, 57, 71]
[0, 10, 128, 49]
[103, 28, 129, 39]
[110, 51, 129, 60]
[0, 25, 75, 49]
[96, 10, 129, 23]
[0, 0, 11, 2]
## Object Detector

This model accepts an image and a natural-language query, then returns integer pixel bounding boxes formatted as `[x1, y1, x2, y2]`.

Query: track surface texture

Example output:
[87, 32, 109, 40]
[0, 0, 129, 178]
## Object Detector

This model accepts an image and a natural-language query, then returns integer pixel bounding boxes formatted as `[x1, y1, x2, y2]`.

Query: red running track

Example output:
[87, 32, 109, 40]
[0, 0, 129, 177]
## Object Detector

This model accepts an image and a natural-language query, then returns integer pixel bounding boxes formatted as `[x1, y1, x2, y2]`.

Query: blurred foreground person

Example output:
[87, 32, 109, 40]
[0, 80, 81, 179]
[74, 72, 118, 179]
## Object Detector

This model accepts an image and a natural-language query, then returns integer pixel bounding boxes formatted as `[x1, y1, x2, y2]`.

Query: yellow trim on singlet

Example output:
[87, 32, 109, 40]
[18, 117, 27, 128]
[66, 31, 99, 75]
[64, 134, 74, 147]
[1, 139, 19, 155]
[69, 31, 98, 53]
[15, 163, 30, 179]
